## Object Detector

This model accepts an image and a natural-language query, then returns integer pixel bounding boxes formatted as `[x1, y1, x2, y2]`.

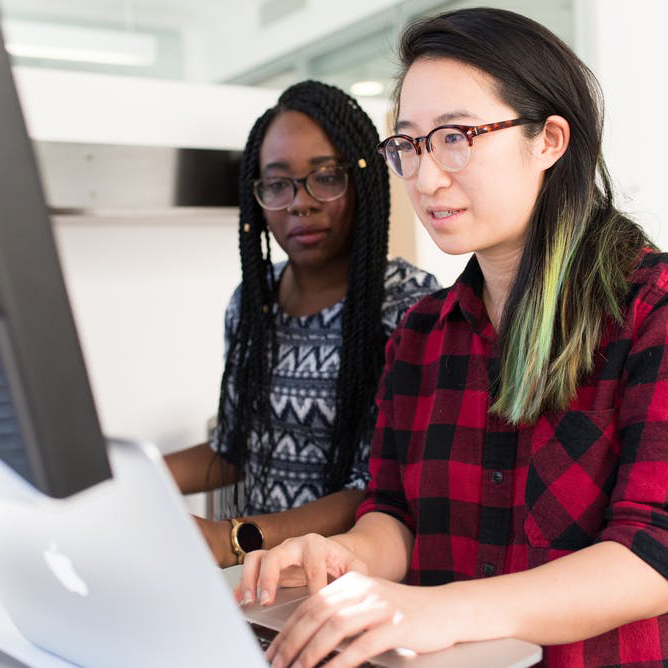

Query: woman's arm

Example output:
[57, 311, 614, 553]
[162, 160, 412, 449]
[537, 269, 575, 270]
[164, 446, 367, 567]
[238, 511, 414, 603]
[164, 442, 240, 494]
[262, 540, 668, 668]
[197, 488, 376, 569]
[449, 540, 668, 645]
[333, 511, 414, 581]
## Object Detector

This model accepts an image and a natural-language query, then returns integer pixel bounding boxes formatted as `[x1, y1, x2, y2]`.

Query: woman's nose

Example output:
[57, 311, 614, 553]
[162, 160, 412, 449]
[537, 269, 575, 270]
[414, 152, 453, 196]
[290, 178, 319, 208]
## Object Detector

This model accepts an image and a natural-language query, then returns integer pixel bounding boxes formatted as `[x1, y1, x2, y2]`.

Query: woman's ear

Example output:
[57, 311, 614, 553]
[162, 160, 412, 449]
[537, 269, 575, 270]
[535, 114, 570, 169]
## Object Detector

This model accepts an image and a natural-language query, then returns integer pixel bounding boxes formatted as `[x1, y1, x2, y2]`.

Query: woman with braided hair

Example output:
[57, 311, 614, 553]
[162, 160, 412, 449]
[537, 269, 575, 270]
[166, 80, 438, 568]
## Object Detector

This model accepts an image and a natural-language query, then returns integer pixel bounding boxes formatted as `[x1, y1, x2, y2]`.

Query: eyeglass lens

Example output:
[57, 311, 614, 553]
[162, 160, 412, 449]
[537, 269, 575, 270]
[255, 165, 348, 210]
[384, 128, 469, 178]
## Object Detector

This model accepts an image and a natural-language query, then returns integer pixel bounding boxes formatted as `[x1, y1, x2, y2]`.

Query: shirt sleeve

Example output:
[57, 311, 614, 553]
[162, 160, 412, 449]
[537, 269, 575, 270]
[596, 271, 668, 578]
[209, 283, 242, 465]
[355, 325, 416, 531]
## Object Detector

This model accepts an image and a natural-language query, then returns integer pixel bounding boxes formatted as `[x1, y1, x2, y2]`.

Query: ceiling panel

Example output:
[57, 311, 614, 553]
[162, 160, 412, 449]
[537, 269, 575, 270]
[0, 0, 574, 99]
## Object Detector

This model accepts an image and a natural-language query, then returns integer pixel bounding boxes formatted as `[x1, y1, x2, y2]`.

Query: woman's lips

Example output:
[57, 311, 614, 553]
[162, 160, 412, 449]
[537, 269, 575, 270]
[428, 208, 465, 227]
[289, 225, 329, 245]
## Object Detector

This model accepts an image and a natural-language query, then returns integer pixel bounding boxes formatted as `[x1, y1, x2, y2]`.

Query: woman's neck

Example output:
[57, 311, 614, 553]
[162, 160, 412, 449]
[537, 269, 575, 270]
[278, 258, 349, 317]
[477, 248, 523, 331]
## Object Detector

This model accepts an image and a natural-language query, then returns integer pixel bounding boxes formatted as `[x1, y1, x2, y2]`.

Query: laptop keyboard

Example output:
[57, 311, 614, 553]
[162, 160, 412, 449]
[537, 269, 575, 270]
[250, 622, 381, 667]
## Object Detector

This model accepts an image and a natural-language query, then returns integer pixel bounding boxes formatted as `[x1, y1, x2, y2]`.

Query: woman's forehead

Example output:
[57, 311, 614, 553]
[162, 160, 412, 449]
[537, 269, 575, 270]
[397, 58, 508, 128]
[260, 110, 339, 167]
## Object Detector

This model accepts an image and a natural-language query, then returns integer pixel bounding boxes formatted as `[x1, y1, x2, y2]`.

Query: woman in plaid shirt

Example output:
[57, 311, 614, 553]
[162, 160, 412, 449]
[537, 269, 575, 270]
[238, 8, 668, 667]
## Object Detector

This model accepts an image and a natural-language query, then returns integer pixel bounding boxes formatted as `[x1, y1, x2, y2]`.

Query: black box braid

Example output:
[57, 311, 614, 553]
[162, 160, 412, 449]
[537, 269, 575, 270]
[213, 80, 390, 511]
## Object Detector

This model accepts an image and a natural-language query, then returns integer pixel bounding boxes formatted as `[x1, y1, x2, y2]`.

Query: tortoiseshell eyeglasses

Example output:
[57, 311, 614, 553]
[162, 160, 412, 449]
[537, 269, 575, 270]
[377, 118, 531, 178]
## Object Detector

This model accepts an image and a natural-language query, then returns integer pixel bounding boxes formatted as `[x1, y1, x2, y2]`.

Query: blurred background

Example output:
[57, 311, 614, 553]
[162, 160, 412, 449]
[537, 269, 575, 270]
[1, 0, 665, 510]
[1, 0, 572, 88]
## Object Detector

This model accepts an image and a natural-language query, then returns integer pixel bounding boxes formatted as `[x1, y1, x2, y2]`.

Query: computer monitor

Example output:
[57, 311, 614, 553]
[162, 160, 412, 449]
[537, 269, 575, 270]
[0, 25, 111, 498]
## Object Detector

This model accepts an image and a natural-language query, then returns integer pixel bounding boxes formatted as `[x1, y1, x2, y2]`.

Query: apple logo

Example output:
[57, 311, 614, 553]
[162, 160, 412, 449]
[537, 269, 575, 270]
[43, 542, 89, 597]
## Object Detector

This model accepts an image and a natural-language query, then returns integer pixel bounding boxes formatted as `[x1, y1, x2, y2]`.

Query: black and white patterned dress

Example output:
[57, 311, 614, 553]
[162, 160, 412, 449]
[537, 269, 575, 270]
[213, 257, 439, 514]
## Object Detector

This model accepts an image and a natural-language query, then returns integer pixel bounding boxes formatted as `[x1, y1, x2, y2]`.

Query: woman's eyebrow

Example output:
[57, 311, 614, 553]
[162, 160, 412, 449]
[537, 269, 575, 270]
[434, 110, 481, 125]
[262, 155, 339, 174]
[262, 160, 289, 173]
[394, 110, 480, 133]
[394, 119, 417, 133]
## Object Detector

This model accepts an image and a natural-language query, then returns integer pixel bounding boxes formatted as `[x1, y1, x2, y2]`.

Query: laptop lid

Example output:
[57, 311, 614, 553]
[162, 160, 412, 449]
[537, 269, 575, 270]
[0, 439, 267, 668]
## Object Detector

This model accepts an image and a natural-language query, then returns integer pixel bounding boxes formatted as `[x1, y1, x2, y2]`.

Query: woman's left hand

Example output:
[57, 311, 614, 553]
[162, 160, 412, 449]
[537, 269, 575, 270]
[265, 571, 459, 668]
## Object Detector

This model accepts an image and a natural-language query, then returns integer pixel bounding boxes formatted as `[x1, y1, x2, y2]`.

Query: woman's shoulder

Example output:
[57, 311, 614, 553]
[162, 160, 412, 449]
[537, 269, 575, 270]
[631, 249, 668, 281]
[381, 257, 444, 334]
[224, 281, 243, 322]
[384, 256, 440, 294]
[225, 260, 287, 319]
[627, 249, 668, 307]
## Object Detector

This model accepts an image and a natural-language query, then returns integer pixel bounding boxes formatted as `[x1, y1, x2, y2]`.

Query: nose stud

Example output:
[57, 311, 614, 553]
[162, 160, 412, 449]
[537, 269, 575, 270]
[286, 206, 317, 217]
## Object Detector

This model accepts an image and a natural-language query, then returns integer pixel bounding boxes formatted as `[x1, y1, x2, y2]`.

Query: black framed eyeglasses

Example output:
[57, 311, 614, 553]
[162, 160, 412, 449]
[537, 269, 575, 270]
[377, 118, 531, 178]
[253, 163, 350, 211]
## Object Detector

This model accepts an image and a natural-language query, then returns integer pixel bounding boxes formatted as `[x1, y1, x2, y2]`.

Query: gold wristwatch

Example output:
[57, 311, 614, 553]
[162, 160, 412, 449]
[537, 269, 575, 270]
[229, 518, 264, 564]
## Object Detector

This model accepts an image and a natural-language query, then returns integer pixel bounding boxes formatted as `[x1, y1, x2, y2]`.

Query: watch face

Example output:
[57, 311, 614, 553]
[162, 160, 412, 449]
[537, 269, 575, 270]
[237, 522, 263, 552]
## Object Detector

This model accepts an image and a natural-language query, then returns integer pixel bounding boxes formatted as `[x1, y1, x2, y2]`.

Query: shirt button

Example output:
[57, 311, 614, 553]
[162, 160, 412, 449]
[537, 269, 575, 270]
[483, 563, 495, 577]
[491, 471, 503, 483]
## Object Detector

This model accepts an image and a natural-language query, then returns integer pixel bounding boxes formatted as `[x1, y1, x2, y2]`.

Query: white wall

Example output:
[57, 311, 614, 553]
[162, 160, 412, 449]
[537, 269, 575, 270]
[575, 0, 667, 250]
[51, 215, 238, 451]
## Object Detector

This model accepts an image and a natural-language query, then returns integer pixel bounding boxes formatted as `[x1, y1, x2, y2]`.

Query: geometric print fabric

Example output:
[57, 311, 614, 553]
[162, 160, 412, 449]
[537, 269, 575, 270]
[215, 257, 440, 515]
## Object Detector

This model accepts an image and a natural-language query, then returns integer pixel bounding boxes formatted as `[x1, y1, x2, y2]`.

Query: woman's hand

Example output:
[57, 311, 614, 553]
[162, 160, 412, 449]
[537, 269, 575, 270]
[265, 571, 458, 668]
[234, 533, 368, 606]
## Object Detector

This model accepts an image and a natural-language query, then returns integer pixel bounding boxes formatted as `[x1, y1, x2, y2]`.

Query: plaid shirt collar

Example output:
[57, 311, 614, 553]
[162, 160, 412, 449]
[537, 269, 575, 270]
[440, 254, 497, 341]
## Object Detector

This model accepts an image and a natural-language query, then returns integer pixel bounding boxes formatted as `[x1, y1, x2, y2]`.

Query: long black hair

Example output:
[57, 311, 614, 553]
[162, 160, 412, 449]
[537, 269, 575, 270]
[214, 80, 390, 508]
[395, 8, 651, 423]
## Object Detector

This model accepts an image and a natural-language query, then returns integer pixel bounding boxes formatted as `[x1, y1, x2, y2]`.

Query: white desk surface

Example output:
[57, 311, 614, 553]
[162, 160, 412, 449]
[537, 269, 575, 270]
[0, 566, 542, 668]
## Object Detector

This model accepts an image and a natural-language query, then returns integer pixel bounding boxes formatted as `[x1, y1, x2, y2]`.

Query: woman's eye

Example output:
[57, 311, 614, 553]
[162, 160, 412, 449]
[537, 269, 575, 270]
[443, 132, 466, 145]
[264, 179, 290, 193]
[314, 171, 343, 185]
[393, 140, 413, 153]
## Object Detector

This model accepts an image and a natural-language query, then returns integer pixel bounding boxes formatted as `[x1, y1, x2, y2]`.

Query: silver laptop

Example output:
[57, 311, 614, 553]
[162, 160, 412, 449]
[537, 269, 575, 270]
[0, 438, 266, 668]
[0, 438, 541, 668]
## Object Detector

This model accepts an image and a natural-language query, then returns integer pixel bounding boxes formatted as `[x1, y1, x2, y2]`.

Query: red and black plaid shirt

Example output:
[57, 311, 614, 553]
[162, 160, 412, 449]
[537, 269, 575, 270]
[357, 250, 668, 667]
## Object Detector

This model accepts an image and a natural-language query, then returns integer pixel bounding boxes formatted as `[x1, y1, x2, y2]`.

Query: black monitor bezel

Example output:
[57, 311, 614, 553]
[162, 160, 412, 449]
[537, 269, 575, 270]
[0, 25, 111, 498]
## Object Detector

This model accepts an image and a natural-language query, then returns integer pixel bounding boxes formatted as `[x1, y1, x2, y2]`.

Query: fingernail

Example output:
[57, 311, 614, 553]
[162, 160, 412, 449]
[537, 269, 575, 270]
[271, 655, 283, 668]
[260, 590, 271, 606]
[242, 591, 253, 606]
[292, 661, 302, 668]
